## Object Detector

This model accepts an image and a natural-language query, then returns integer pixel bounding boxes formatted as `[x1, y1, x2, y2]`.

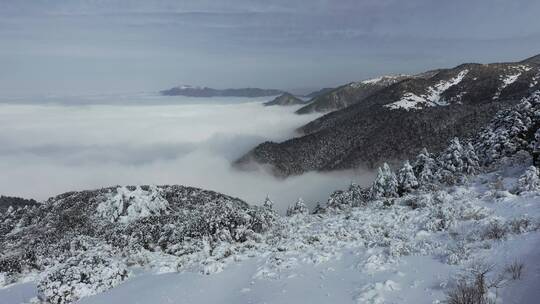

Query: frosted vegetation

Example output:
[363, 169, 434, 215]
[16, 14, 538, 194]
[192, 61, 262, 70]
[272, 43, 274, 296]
[1, 91, 540, 303]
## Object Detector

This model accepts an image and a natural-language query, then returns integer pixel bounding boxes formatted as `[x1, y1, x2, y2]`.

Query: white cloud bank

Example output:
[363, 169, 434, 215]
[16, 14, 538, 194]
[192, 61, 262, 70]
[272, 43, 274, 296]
[0, 95, 374, 213]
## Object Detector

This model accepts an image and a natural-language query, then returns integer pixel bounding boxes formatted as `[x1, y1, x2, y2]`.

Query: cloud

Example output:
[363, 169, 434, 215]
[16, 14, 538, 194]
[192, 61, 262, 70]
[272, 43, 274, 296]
[2, 0, 539, 97]
[0, 97, 375, 214]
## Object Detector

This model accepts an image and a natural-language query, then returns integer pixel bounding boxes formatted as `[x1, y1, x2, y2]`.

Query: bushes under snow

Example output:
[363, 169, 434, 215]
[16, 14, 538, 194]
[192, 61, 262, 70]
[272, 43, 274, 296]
[37, 249, 128, 304]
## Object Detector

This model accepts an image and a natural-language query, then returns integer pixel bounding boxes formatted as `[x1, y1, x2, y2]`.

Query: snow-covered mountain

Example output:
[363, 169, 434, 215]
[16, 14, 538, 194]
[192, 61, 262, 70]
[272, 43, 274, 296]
[237, 54, 540, 176]
[160, 85, 284, 97]
[295, 75, 411, 114]
[1, 91, 540, 304]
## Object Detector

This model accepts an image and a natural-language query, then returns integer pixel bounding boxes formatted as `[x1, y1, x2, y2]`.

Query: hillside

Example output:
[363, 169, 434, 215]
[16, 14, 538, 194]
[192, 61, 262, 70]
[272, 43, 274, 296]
[264, 93, 308, 106]
[295, 75, 411, 114]
[237, 55, 540, 176]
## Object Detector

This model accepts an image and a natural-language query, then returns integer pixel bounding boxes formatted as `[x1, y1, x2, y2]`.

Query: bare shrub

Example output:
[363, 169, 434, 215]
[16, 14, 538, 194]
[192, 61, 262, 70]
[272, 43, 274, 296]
[446, 262, 519, 304]
[482, 221, 507, 241]
[446, 270, 493, 304]
[504, 261, 524, 280]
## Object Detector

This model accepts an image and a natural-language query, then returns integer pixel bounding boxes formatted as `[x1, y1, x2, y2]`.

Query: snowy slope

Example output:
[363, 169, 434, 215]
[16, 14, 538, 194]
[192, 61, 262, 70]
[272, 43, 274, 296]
[1, 156, 540, 304]
[385, 69, 468, 110]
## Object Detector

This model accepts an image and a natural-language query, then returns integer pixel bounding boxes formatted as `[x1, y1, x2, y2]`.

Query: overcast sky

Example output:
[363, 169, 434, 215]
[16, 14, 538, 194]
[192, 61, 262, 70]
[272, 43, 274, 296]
[1, 0, 540, 96]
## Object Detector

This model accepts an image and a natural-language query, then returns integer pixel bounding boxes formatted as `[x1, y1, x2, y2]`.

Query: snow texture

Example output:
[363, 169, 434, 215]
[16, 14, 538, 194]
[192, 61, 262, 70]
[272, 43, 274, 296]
[96, 185, 169, 224]
[385, 69, 468, 110]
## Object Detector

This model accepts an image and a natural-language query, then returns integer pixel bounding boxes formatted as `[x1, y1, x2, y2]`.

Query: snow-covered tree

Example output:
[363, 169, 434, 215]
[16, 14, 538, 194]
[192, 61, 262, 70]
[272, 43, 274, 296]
[286, 198, 309, 216]
[413, 148, 438, 188]
[262, 195, 274, 210]
[516, 166, 540, 193]
[327, 183, 366, 209]
[463, 142, 480, 175]
[437, 138, 466, 184]
[370, 163, 398, 199]
[476, 91, 540, 165]
[397, 160, 419, 195]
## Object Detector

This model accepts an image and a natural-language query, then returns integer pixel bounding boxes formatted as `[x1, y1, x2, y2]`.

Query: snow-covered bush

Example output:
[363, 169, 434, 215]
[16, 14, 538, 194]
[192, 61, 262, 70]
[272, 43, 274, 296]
[446, 240, 472, 265]
[482, 220, 508, 241]
[326, 183, 367, 211]
[423, 192, 458, 232]
[508, 216, 535, 234]
[37, 251, 129, 304]
[97, 185, 169, 223]
[516, 166, 540, 193]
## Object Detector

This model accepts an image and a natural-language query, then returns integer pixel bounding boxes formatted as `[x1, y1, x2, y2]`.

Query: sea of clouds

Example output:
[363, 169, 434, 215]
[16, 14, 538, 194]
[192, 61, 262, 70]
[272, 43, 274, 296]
[0, 94, 374, 213]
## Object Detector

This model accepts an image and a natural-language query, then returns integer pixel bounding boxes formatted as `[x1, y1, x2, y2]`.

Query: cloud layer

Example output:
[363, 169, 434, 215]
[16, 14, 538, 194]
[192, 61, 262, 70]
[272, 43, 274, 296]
[0, 97, 374, 213]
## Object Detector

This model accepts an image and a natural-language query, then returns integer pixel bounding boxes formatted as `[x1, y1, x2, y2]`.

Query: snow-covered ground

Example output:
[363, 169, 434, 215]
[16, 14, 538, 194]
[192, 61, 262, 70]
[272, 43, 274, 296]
[385, 69, 468, 110]
[1, 155, 539, 304]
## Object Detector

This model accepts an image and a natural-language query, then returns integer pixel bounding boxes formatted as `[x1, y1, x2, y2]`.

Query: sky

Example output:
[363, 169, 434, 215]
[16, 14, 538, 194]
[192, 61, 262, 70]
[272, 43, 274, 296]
[1, 0, 540, 96]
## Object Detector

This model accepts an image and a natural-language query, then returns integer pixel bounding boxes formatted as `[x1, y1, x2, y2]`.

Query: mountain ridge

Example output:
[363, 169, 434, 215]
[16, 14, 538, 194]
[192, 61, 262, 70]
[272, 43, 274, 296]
[236, 54, 540, 176]
[160, 85, 284, 97]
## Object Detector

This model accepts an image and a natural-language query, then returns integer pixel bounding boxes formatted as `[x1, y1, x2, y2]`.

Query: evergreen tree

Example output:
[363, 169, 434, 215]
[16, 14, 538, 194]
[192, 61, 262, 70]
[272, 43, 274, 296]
[286, 198, 309, 216]
[476, 91, 540, 165]
[413, 148, 437, 188]
[397, 160, 419, 195]
[437, 138, 465, 184]
[370, 163, 398, 199]
[327, 183, 365, 209]
[462, 142, 480, 175]
[516, 166, 540, 193]
[262, 195, 274, 210]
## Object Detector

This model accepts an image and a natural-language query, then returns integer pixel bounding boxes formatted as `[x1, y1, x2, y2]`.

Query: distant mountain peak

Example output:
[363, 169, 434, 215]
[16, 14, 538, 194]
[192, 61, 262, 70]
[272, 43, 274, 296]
[359, 74, 410, 85]
[264, 92, 308, 106]
[160, 86, 284, 97]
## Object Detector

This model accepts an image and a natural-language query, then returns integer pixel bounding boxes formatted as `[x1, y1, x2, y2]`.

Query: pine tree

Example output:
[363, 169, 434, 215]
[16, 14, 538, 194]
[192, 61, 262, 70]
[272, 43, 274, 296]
[437, 138, 466, 184]
[286, 198, 309, 216]
[516, 166, 540, 193]
[463, 142, 480, 175]
[476, 91, 540, 165]
[397, 160, 419, 195]
[413, 148, 437, 188]
[370, 163, 398, 199]
[262, 195, 274, 210]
